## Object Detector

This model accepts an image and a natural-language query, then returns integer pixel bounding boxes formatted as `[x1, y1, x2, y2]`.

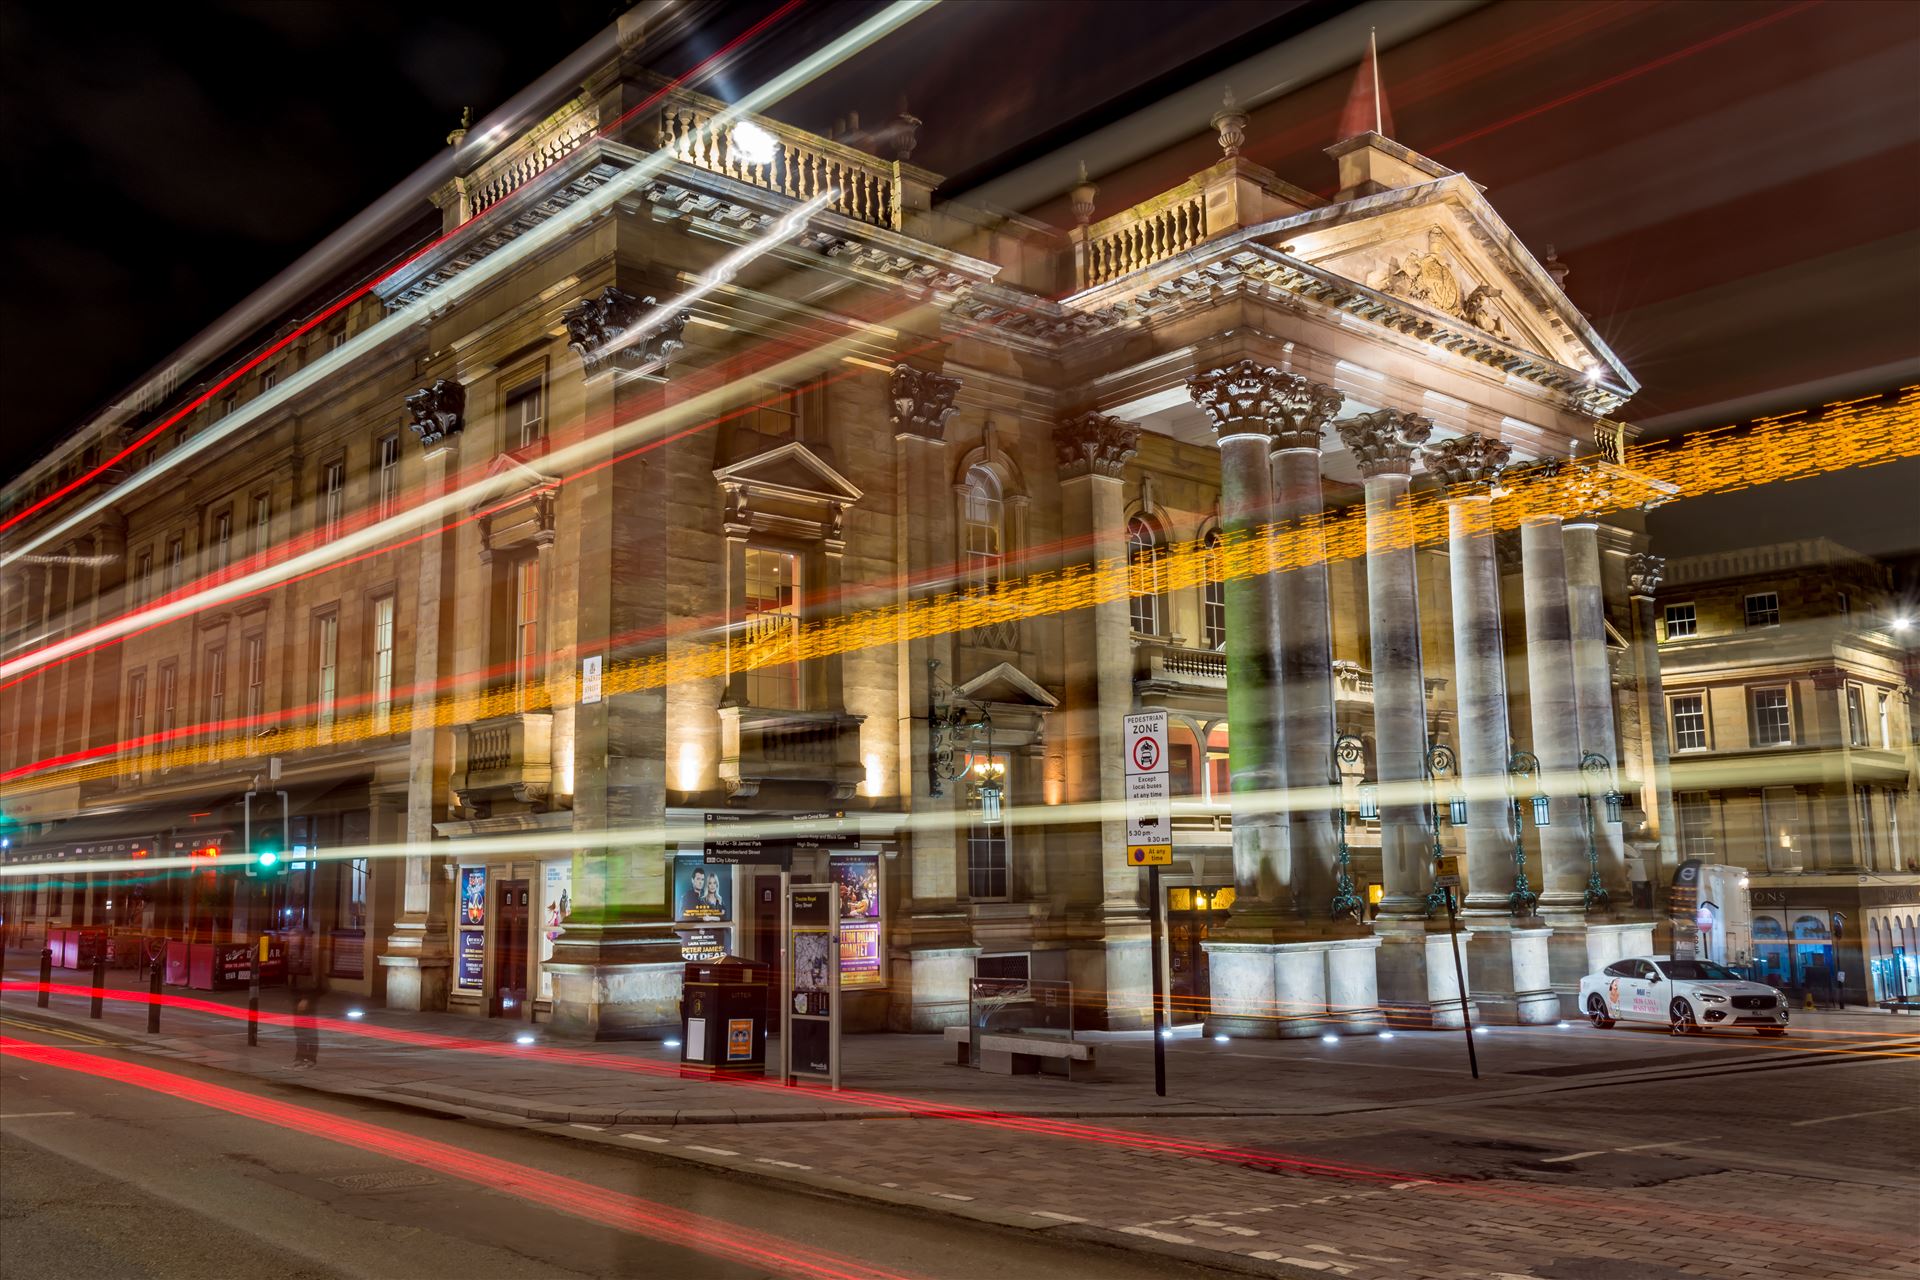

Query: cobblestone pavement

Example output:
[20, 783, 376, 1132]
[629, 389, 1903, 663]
[7, 954, 1917, 1279]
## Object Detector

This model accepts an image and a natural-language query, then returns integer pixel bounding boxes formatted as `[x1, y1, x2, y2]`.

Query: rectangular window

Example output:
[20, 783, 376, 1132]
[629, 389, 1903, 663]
[245, 633, 267, 735]
[1751, 687, 1792, 746]
[1857, 786, 1876, 859]
[1744, 592, 1780, 628]
[136, 550, 153, 603]
[251, 492, 271, 557]
[1676, 790, 1716, 859]
[966, 754, 1011, 900]
[1203, 534, 1226, 650]
[513, 562, 540, 710]
[262, 368, 278, 392]
[506, 380, 544, 449]
[1837, 591, 1850, 617]
[322, 461, 346, 538]
[745, 385, 799, 438]
[1663, 602, 1697, 640]
[371, 595, 396, 732]
[127, 672, 148, 783]
[1879, 691, 1893, 750]
[213, 510, 232, 569]
[338, 857, 369, 930]
[1848, 686, 1868, 747]
[329, 328, 348, 352]
[1671, 694, 1708, 752]
[962, 479, 1003, 592]
[377, 436, 400, 520]
[158, 662, 178, 771]
[742, 548, 801, 709]
[1762, 785, 1801, 866]
[205, 646, 227, 737]
[315, 613, 339, 735]
[165, 537, 184, 594]
[219, 395, 234, 420]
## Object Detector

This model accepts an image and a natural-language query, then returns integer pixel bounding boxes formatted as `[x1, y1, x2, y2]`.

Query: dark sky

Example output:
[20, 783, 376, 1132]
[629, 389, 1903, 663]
[4, 0, 1916, 561]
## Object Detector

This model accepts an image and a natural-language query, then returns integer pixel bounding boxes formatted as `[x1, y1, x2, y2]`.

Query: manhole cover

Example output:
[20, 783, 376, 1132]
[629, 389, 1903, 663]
[325, 1169, 441, 1193]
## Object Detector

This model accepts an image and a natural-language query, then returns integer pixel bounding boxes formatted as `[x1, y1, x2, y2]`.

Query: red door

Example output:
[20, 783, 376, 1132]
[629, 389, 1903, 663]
[494, 880, 529, 1017]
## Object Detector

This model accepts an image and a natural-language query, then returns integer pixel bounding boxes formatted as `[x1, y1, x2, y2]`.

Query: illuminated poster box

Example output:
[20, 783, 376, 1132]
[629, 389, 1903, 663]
[830, 852, 883, 988]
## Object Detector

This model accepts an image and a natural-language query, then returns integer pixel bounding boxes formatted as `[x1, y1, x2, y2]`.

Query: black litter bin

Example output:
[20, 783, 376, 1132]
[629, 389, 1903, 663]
[680, 956, 768, 1075]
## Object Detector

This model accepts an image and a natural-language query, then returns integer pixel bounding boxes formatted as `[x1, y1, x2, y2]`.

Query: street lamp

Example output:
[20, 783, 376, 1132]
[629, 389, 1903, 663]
[1505, 749, 1547, 917]
[1579, 751, 1622, 912]
[1329, 733, 1367, 921]
[971, 720, 1005, 826]
[1422, 742, 1465, 917]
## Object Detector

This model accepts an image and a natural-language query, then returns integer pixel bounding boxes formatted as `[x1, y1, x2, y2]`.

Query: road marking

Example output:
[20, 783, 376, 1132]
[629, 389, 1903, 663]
[1616, 1139, 1705, 1152]
[1032, 1211, 1086, 1223]
[1539, 1149, 1608, 1163]
[684, 1144, 738, 1156]
[935, 1192, 975, 1201]
[1121, 1227, 1194, 1245]
[0, 1111, 77, 1119]
[755, 1157, 811, 1170]
[1790, 1105, 1915, 1127]
[622, 1133, 669, 1143]
[569, 1123, 605, 1131]
[0, 1017, 107, 1046]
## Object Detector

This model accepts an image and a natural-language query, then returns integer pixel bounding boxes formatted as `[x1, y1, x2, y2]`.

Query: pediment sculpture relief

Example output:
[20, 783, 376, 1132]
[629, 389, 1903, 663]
[1374, 228, 1507, 340]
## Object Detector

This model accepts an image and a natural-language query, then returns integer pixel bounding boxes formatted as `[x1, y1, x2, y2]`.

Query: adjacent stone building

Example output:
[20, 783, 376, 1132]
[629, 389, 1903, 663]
[4, 12, 1698, 1036]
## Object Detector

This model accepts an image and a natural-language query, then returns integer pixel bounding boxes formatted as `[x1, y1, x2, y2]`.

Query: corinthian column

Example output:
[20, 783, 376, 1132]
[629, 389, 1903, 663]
[1189, 361, 1292, 922]
[1334, 408, 1434, 920]
[1267, 376, 1350, 920]
[1627, 554, 1679, 877]
[1519, 503, 1593, 912]
[1564, 501, 1628, 902]
[1422, 434, 1514, 912]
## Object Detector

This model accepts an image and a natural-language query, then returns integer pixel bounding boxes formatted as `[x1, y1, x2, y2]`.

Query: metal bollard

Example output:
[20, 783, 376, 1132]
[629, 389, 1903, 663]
[37, 947, 51, 1008]
[247, 947, 260, 1048]
[146, 959, 162, 1034]
[90, 952, 105, 1019]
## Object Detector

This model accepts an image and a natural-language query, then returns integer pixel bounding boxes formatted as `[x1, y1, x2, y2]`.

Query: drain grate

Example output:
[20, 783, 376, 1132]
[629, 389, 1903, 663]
[325, 1169, 441, 1193]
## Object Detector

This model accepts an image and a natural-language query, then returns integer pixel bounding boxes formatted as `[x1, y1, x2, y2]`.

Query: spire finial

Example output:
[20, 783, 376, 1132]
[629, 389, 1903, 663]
[1336, 31, 1394, 143]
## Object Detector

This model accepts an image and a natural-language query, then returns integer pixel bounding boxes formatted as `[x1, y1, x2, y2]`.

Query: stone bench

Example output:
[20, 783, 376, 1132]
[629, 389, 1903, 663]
[1878, 998, 1920, 1015]
[943, 1025, 1096, 1079]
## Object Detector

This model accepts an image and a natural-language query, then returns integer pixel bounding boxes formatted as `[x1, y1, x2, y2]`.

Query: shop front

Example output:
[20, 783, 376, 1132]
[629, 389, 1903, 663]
[449, 855, 578, 1020]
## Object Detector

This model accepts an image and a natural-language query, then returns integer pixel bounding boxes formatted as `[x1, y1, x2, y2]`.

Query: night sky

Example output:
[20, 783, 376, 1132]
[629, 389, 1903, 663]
[3, 0, 1915, 562]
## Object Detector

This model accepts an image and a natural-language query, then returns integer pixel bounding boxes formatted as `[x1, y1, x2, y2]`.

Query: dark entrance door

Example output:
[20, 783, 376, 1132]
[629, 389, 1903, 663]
[754, 874, 783, 1019]
[1167, 890, 1216, 1020]
[494, 879, 529, 1017]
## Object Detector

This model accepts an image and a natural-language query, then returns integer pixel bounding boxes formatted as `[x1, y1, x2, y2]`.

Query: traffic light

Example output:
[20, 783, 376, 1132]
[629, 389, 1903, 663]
[246, 820, 287, 877]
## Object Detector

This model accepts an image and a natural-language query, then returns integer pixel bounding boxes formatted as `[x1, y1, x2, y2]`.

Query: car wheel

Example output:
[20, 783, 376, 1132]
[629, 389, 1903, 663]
[1669, 998, 1698, 1036]
[1586, 994, 1614, 1029]
[1758, 1028, 1787, 1037]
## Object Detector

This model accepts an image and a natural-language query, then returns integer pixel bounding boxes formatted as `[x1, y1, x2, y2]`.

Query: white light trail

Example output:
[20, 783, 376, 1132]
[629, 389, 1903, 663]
[1, 0, 937, 573]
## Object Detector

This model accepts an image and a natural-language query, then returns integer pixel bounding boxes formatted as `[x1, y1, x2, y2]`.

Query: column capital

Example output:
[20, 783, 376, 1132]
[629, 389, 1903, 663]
[1422, 432, 1512, 496]
[1627, 552, 1666, 598]
[1186, 358, 1284, 441]
[563, 285, 688, 375]
[890, 363, 961, 442]
[406, 378, 466, 451]
[1052, 411, 1138, 480]
[1270, 377, 1345, 451]
[1335, 408, 1433, 478]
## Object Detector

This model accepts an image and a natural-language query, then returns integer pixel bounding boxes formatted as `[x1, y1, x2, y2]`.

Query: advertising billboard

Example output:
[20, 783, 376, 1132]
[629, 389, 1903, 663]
[460, 866, 488, 928]
[539, 860, 572, 1000]
[457, 929, 485, 991]
[674, 855, 731, 923]
[831, 853, 883, 988]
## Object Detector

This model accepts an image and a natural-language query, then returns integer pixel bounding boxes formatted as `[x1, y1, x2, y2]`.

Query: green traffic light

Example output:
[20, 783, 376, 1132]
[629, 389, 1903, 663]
[257, 851, 279, 868]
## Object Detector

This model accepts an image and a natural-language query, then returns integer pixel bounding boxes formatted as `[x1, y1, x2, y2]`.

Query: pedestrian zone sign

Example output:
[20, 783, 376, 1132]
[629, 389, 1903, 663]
[1123, 711, 1171, 866]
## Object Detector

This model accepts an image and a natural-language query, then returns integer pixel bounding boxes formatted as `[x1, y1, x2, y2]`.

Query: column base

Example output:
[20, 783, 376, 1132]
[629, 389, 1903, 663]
[1202, 933, 1383, 1038]
[1460, 914, 1559, 1025]
[1068, 928, 1152, 1031]
[1539, 913, 1658, 1015]
[544, 921, 685, 1041]
[1372, 917, 1476, 1030]
[377, 924, 450, 1012]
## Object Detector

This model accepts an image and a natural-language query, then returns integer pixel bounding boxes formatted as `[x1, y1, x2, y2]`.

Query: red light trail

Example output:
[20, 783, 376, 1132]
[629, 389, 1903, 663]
[0, 1034, 920, 1280]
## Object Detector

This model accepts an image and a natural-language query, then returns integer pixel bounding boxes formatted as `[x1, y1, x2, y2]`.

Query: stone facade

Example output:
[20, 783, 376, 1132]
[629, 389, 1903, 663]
[3, 24, 1688, 1034]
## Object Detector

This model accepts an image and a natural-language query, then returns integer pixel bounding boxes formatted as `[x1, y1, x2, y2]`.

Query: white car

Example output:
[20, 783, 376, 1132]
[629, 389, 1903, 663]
[1578, 956, 1790, 1037]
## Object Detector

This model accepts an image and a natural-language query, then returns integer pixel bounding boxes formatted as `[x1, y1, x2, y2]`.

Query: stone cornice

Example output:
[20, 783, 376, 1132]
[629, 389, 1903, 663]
[1053, 412, 1139, 480]
[1335, 408, 1432, 478]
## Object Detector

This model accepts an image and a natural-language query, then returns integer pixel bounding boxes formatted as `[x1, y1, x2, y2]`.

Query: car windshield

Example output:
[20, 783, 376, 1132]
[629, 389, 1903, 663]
[1661, 961, 1741, 981]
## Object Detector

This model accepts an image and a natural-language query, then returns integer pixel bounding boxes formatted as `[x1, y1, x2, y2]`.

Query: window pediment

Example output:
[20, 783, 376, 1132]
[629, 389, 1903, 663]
[714, 437, 862, 541]
[475, 452, 560, 554]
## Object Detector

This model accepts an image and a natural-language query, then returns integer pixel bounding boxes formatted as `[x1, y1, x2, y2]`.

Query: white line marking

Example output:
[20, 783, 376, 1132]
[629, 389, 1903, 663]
[1539, 1150, 1608, 1163]
[684, 1144, 738, 1156]
[569, 1123, 604, 1132]
[1121, 1227, 1194, 1244]
[0, 1111, 77, 1119]
[622, 1132, 669, 1143]
[755, 1157, 811, 1170]
[1615, 1139, 1705, 1152]
[1032, 1211, 1086, 1223]
[1790, 1105, 1914, 1127]
[935, 1192, 975, 1201]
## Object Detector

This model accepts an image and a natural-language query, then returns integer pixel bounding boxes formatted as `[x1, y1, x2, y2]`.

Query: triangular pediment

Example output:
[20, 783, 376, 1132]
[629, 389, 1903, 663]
[713, 438, 862, 505]
[1275, 173, 1635, 395]
[955, 661, 1059, 709]
[472, 449, 559, 511]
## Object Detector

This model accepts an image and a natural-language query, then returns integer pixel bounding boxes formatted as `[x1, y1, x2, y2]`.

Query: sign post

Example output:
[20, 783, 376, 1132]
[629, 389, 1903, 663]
[1434, 856, 1478, 1080]
[1124, 710, 1171, 1097]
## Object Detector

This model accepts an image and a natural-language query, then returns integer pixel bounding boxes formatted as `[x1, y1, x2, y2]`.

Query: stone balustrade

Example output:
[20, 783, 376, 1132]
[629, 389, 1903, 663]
[1079, 179, 1208, 288]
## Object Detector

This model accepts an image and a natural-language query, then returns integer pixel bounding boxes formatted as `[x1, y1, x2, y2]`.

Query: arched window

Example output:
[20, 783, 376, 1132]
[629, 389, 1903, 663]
[962, 465, 1003, 593]
[1128, 515, 1164, 635]
[1201, 530, 1226, 650]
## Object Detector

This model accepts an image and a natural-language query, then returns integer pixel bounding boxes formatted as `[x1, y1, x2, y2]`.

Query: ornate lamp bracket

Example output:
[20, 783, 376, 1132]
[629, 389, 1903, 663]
[1329, 732, 1367, 922]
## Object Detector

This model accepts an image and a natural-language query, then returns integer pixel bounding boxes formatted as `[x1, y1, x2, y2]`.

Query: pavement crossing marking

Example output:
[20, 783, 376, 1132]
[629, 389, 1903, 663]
[1790, 1104, 1915, 1127]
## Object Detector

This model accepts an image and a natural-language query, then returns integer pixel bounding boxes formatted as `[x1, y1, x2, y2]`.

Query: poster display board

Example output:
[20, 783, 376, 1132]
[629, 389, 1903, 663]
[457, 929, 486, 991]
[539, 860, 572, 1001]
[830, 853, 883, 988]
[456, 865, 488, 993]
[677, 926, 732, 962]
[783, 884, 840, 1087]
[460, 867, 489, 927]
[674, 855, 732, 922]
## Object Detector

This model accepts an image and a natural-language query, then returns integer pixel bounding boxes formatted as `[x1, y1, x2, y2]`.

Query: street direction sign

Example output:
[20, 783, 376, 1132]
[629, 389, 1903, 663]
[1123, 711, 1171, 865]
[790, 809, 858, 853]
[703, 812, 791, 867]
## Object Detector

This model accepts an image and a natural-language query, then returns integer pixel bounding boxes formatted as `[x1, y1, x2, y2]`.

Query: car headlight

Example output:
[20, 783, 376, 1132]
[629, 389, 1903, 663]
[1697, 993, 1727, 1003]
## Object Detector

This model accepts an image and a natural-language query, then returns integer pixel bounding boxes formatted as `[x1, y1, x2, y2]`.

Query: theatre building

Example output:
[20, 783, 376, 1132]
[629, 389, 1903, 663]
[5, 8, 1694, 1036]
